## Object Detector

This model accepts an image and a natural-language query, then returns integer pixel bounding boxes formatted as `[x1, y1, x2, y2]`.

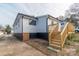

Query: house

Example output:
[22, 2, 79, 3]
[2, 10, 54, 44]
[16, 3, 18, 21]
[13, 13, 74, 51]
[13, 13, 58, 41]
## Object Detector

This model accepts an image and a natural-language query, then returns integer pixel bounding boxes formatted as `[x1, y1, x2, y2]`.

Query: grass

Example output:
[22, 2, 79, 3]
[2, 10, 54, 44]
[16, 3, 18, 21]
[67, 33, 76, 41]
[65, 33, 75, 45]
[76, 48, 79, 53]
[64, 33, 79, 55]
[71, 34, 79, 42]
[65, 33, 79, 45]
[67, 33, 79, 42]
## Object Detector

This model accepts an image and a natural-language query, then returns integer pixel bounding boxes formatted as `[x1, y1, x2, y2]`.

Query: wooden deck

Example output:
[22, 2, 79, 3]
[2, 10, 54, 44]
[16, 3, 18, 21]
[48, 22, 75, 52]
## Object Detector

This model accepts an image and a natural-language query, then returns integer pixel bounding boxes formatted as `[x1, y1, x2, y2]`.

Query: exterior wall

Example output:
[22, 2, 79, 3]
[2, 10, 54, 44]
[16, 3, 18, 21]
[23, 15, 48, 40]
[23, 16, 48, 33]
[36, 15, 48, 33]
[13, 15, 23, 40]
[36, 33, 48, 40]
[48, 18, 58, 25]
[23, 16, 37, 41]
[14, 14, 58, 41]
[23, 18, 37, 33]
[48, 17, 58, 32]
[13, 15, 23, 33]
[29, 33, 37, 38]
[48, 19, 52, 25]
[36, 15, 48, 40]
[14, 33, 23, 41]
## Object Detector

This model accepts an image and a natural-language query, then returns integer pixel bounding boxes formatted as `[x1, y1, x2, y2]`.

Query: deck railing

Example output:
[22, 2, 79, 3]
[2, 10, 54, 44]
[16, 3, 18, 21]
[49, 24, 59, 44]
[49, 22, 74, 50]
[60, 22, 74, 49]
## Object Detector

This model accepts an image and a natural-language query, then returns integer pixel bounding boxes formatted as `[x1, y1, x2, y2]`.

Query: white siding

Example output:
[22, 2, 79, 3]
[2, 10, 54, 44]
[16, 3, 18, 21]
[23, 18, 37, 33]
[36, 16, 48, 33]
[48, 18, 58, 25]
[13, 16, 23, 33]
[13, 15, 48, 33]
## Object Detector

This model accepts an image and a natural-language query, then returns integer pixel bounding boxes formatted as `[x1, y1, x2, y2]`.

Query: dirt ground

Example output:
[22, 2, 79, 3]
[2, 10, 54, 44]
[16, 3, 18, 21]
[26, 33, 79, 56]
[1, 33, 79, 56]
[26, 39, 57, 56]
[0, 34, 45, 56]
[62, 33, 79, 56]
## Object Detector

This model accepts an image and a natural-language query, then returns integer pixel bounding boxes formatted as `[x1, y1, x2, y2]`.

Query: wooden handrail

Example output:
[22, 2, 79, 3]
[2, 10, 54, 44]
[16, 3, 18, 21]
[48, 21, 74, 50]
[61, 22, 69, 49]
[60, 22, 74, 49]
[49, 24, 58, 44]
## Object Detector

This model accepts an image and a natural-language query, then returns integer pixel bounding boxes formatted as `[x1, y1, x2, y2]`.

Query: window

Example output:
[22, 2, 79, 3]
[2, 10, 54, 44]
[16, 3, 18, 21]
[61, 23, 64, 25]
[29, 20, 36, 25]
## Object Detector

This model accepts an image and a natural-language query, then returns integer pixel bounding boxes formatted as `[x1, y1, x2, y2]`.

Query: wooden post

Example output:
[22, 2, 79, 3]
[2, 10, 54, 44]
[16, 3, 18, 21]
[23, 33, 29, 42]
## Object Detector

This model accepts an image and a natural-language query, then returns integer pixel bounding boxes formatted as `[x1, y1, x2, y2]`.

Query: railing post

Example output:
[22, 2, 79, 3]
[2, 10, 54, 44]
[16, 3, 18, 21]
[48, 25, 58, 46]
[49, 33, 52, 45]
[61, 34, 63, 50]
[60, 22, 69, 51]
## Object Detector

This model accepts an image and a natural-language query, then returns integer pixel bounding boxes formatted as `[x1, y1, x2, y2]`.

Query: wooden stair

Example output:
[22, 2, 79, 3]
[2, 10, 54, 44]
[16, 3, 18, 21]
[52, 41, 61, 45]
[48, 22, 74, 52]
[48, 46, 60, 52]
[49, 31, 62, 52]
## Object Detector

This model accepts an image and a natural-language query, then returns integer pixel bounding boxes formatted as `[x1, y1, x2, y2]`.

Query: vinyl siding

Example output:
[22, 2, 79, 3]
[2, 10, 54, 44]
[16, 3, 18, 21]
[13, 15, 23, 33]
[36, 16, 48, 33]
[23, 18, 37, 33]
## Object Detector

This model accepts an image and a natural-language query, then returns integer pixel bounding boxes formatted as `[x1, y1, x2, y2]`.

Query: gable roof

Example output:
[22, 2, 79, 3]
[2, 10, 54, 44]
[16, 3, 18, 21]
[13, 13, 36, 26]
[36, 14, 59, 22]
[17, 13, 35, 18]
[13, 13, 59, 26]
[48, 15, 59, 22]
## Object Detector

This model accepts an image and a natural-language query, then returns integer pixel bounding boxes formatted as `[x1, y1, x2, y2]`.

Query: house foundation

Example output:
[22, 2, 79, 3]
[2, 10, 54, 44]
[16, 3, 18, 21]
[23, 33, 29, 42]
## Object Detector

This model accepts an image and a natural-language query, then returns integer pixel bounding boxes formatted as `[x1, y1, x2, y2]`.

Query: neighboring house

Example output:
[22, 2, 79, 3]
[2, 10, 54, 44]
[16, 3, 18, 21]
[13, 13, 58, 41]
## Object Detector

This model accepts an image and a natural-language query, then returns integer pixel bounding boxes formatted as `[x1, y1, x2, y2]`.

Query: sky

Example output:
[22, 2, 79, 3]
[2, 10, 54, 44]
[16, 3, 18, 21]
[0, 3, 73, 27]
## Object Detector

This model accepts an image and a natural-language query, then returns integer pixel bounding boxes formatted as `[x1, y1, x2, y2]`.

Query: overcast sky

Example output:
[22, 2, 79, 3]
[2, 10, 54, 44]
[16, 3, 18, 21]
[0, 3, 73, 27]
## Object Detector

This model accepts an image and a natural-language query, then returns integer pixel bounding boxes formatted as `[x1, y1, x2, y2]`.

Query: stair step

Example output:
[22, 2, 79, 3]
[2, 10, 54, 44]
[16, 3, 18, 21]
[48, 46, 60, 52]
[52, 41, 61, 45]
[55, 38, 60, 40]
[50, 44, 61, 49]
[51, 35, 60, 39]
[52, 39, 61, 42]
